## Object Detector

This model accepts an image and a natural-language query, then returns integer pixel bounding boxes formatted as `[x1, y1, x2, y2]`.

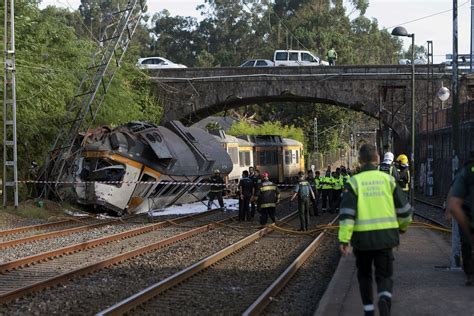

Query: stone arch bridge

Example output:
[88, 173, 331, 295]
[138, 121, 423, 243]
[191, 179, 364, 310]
[150, 65, 470, 146]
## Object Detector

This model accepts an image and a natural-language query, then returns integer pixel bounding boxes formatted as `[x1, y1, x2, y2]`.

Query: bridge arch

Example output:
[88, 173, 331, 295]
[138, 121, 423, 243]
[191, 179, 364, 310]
[151, 65, 452, 148]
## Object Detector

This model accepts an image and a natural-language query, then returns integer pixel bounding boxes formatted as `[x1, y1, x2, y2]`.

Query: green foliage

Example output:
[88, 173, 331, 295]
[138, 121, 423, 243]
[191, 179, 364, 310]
[205, 122, 222, 131]
[0, 1, 160, 181]
[227, 121, 305, 146]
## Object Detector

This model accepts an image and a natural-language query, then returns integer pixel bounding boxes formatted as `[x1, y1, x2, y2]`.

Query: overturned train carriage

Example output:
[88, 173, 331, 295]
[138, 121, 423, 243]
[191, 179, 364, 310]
[60, 121, 232, 215]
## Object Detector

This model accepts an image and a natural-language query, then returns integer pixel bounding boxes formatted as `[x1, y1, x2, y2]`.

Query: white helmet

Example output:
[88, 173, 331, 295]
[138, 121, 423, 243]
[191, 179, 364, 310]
[383, 152, 394, 164]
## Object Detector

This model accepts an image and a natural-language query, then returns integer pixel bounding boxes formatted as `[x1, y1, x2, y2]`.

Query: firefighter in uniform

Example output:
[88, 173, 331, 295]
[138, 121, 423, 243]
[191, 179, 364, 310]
[257, 172, 280, 225]
[291, 172, 316, 231]
[339, 144, 412, 316]
[238, 170, 254, 221]
[320, 171, 333, 212]
[378, 152, 400, 182]
[250, 169, 262, 218]
[447, 152, 474, 286]
[207, 169, 225, 210]
[395, 154, 410, 197]
[306, 170, 319, 216]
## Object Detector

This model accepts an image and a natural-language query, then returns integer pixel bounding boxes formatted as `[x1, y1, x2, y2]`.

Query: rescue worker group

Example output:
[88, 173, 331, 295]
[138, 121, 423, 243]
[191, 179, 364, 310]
[205, 145, 414, 316]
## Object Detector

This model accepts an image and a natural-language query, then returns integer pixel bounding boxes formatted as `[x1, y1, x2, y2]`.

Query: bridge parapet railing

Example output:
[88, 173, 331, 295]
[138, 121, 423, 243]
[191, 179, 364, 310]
[149, 64, 449, 80]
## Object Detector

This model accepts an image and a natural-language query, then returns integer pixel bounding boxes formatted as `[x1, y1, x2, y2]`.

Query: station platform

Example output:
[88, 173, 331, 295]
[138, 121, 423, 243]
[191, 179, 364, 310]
[315, 227, 474, 316]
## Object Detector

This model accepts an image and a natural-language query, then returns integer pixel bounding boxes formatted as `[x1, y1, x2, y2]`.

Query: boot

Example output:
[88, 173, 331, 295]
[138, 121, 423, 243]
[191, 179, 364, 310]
[378, 296, 391, 316]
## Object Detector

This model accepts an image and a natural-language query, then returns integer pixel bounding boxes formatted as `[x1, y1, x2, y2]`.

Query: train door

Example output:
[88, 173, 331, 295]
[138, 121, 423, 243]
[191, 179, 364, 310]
[278, 146, 285, 183]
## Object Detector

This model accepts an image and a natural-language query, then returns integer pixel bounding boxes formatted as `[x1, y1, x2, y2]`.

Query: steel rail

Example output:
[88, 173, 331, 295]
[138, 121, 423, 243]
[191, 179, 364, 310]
[0, 211, 233, 304]
[0, 219, 75, 237]
[0, 218, 118, 249]
[96, 211, 299, 316]
[413, 211, 449, 229]
[0, 209, 219, 274]
[414, 197, 444, 209]
[413, 198, 449, 229]
[243, 215, 340, 316]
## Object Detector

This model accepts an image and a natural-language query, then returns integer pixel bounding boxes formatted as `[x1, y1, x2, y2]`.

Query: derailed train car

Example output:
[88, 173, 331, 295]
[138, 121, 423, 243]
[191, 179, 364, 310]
[63, 121, 232, 215]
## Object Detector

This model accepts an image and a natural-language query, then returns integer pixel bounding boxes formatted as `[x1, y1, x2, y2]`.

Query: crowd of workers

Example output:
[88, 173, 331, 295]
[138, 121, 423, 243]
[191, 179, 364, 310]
[207, 145, 474, 316]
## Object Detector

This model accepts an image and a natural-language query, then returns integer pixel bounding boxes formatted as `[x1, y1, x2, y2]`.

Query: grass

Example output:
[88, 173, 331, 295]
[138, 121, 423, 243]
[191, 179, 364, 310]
[1, 199, 74, 222]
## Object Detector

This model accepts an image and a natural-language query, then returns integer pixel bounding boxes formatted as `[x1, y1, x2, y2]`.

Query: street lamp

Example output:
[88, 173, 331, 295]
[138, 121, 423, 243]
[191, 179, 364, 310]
[392, 26, 415, 206]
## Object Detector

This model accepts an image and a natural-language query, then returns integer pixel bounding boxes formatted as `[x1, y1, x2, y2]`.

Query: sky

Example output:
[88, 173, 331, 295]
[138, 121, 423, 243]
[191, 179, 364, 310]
[39, 0, 472, 63]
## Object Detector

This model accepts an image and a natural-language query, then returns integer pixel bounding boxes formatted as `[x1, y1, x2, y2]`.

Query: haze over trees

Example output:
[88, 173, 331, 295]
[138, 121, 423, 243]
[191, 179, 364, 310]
[0, 0, 403, 184]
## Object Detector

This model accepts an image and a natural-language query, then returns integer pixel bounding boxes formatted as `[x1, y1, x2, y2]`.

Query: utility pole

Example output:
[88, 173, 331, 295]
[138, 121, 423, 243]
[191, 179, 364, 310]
[313, 117, 318, 153]
[452, 0, 460, 158]
[3, 0, 19, 208]
[471, 0, 474, 72]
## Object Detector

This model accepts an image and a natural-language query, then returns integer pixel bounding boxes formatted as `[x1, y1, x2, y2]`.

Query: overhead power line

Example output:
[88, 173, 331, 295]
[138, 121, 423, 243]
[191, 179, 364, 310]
[383, 0, 470, 31]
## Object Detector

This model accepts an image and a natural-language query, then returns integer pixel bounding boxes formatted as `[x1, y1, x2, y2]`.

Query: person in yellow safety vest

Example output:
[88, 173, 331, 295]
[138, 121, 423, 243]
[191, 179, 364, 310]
[339, 144, 412, 316]
[395, 154, 410, 197]
[314, 170, 322, 215]
[332, 168, 344, 213]
[320, 171, 333, 213]
[341, 166, 351, 184]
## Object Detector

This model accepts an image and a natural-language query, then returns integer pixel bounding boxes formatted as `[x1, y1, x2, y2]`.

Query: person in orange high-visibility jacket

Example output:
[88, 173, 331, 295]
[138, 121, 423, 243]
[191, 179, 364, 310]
[339, 144, 412, 316]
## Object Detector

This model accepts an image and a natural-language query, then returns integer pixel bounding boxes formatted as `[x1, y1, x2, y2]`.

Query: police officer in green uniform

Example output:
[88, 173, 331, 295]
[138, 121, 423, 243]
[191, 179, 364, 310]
[447, 151, 474, 286]
[257, 172, 280, 225]
[306, 170, 319, 216]
[339, 144, 412, 316]
[333, 169, 343, 212]
[314, 170, 322, 215]
[320, 171, 333, 212]
[291, 172, 316, 231]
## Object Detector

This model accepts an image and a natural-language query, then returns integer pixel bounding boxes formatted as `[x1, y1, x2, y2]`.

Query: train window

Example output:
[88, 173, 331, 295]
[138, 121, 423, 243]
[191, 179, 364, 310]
[88, 163, 125, 187]
[134, 174, 156, 197]
[285, 150, 291, 165]
[228, 147, 239, 164]
[295, 150, 299, 163]
[149, 180, 170, 197]
[239, 151, 251, 167]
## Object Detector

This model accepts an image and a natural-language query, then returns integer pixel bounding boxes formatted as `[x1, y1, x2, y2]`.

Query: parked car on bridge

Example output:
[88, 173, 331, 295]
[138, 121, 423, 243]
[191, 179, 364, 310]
[273, 50, 322, 66]
[136, 57, 187, 69]
[239, 59, 274, 67]
[398, 57, 427, 65]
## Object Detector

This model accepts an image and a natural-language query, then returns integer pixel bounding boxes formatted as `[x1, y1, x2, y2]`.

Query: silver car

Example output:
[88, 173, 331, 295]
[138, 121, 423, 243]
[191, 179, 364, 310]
[239, 59, 274, 67]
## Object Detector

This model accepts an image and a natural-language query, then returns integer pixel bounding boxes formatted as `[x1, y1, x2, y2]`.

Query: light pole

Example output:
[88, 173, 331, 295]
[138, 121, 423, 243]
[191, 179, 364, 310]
[392, 26, 415, 206]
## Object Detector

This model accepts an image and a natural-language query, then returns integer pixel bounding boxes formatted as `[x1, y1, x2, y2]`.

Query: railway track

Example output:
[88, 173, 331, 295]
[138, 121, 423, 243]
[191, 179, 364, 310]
[0, 213, 151, 249]
[414, 198, 449, 229]
[97, 212, 338, 315]
[0, 209, 230, 304]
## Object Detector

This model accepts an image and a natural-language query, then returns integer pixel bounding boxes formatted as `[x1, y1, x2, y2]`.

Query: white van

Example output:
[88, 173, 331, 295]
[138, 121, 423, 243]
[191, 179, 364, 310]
[273, 50, 321, 66]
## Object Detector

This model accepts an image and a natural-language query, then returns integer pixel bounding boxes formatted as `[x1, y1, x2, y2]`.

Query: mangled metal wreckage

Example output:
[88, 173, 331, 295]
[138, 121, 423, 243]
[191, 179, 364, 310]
[56, 121, 232, 215]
